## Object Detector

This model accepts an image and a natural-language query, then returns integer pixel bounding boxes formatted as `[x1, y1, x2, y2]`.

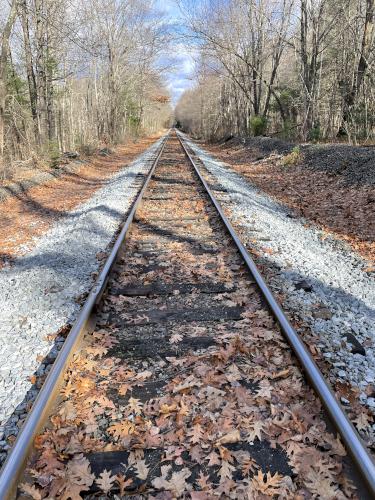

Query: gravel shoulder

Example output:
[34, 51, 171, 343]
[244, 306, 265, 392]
[181, 133, 375, 449]
[0, 135, 162, 266]
[203, 138, 375, 264]
[0, 136, 164, 463]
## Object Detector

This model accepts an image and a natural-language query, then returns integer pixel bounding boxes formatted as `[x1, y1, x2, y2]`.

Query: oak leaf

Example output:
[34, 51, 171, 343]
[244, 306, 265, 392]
[61, 483, 90, 500]
[190, 445, 204, 462]
[20, 484, 43, 500]
[218, 460, 235, 483]
[246, 421, 265, 442]
[256, 380, 272, 399]
[86, 346, 108, 358]
[170, 333, 183, 344]
[242, 456, 258, 476]
[66, 454, 95, 487]
[153, 468, 191, 496]
[85, 394, 115, 409]
[225, 363, 242, 382]
[173, 375, 201, 393]
[250, 470, 283, 495]
[206, 450, 221, 466]
[116, 474, 133, 495]
[160, 403, 178, 416]
[188, 423, 204, 444]
[59, 401, 77, 422]
[215, 429, 240, 446]
[96, 469, 116, 493]
[118, 383, 130, 396]
[196, 471, 211, 491]
[128, 397, 143, 414]
[134, 459, 149, 480]
[304, 470, 340, 499]
[107, 420, 135, 439]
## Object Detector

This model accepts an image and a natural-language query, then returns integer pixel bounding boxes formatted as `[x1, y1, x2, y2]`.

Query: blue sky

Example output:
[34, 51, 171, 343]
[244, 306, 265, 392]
[155, 0, 199, 106]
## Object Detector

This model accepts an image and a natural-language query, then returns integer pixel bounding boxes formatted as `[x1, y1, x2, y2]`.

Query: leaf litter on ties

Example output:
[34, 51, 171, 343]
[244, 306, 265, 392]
[21, 136, 358, 499]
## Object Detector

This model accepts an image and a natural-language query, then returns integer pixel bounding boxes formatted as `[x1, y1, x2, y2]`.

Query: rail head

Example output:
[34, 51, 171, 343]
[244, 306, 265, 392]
[176, 130, 375, 496]
[0, 132, 170, 500]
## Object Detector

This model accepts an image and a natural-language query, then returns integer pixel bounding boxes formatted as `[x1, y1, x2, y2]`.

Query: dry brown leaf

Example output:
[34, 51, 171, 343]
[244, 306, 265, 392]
[86, 346, 108, 358]
[107, 420, 135, 439]
[206, 450, 221, 467]
[136, 370, 153, 380]
[173, 374, 201, 393]
[218, 460, 235, 483]
[304, 470, 340, 499]
[246, 421, 264, 442]
[225, 363, 242, 382]
[85, 394, 115, 409]
[66, 454, 95, 487]
[128, 397, 143, 413]
[188, 423, 204, 444]
[250, 470, 283, 495]
[59, 401, 77, 422]
[353, 412, 372, 432]
[170, 333, 183, 344]
[191, 493, 209, 499]
[215, 429, 241, 446]
[272, 368, 290, 379]
[118, 383, 130, 396]
[20, 484, 43, 500]
[96, 469, 116, 493]
[153, 467, 191, 496]
[196, 471, 211, 491]
[160, 403, 178, 416]
[134, 459, 149, 480]
[116, 474, 133, 495]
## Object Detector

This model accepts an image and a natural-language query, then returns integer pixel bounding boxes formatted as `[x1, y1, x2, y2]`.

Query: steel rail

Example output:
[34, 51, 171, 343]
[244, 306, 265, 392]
[176, 131, 375, 495]
[0, 133, 170, 500]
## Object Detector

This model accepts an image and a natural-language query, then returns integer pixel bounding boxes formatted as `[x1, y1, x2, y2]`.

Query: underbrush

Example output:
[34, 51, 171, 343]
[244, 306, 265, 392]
[281, 146, 303, 166]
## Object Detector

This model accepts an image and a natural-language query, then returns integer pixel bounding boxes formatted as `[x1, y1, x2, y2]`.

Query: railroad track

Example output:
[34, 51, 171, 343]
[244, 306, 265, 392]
[0, 131, 374, 498]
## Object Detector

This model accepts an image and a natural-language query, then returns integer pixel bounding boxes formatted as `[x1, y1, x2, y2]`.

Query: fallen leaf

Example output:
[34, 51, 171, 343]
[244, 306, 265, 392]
[135, 459, 149, 480]
[218, 460, 235, 483]
[96, 469, 116, 493]
[116, 474, 133, 495]
[170, 333, 183, 344]
[246, 421, 265, 442]
[20, 484, 42, 500]
[215, 429, 241, 445]
[108, 420, 135, 439]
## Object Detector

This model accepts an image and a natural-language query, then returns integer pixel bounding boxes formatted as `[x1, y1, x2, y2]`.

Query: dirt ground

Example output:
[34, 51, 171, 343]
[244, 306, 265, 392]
[0, 134, 162, 266]
[202, 138, 375, 267]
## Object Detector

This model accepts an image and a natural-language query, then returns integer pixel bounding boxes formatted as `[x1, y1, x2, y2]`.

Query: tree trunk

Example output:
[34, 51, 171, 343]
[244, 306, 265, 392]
[34, 0, 48, 144]
[339, 0, 374, 134]
[19, 0, 39, 144]
[0, 0, 17, 157]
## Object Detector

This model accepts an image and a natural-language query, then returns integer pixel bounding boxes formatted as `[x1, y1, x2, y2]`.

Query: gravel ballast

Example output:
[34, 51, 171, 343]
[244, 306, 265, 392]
[221, 135, 375, 186]
[180, 133, 375, 413]
[0, 137, 164, 462]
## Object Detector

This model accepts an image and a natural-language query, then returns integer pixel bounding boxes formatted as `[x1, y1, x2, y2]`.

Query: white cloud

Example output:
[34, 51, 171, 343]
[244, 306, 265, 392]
[155, 1, 200, 105]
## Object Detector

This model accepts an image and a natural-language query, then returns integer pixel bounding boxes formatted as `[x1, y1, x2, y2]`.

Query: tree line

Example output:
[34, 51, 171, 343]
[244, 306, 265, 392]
[0, 0, 172, 177]
[175, 0, 374, 143]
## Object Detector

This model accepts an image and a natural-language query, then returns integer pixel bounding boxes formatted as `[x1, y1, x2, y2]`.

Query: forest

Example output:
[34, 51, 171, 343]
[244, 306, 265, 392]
[1, 0, 374, 180]
[0, 0, 172, 179]
[175, 0, 375, 143]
